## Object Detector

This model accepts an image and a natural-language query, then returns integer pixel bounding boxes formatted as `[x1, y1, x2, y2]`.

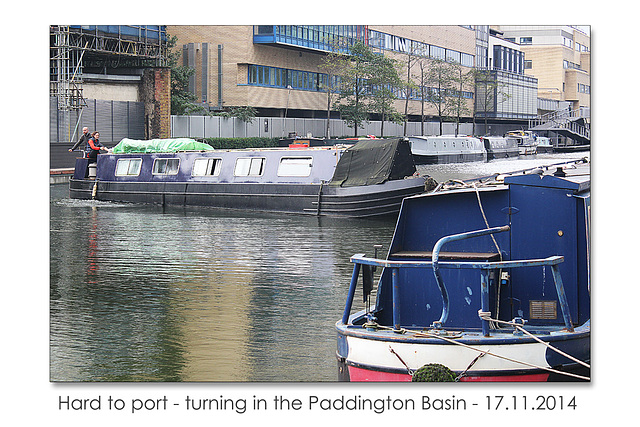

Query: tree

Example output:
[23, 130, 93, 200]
[474, 69, 510, 135]
[319, 39, 350, 138]
[447, 61, 474, 135]
[424, 58, 455, 135]
[416, 59, 429, 136]
[218, 106, 257, 123]
[166, 33, 208, 116]
[369, 51, 404, 137]
[401, 42, 422, 136]
[336, 41, 375, 138]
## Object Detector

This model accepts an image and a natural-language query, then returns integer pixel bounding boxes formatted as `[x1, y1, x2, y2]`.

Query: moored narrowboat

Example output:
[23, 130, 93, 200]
[408, 135, 487, 164]
[481, 136, 520, 159]
[506, 130, 538, 155]
[69, 137, 427, 218]
[336, 159, 590, 381]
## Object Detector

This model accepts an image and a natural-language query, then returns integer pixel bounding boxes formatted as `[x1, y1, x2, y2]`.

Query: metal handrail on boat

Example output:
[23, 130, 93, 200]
[342, 226, 573, 336]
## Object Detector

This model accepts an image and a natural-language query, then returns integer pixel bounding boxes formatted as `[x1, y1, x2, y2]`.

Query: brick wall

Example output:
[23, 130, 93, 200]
[141, 68, 171, 139]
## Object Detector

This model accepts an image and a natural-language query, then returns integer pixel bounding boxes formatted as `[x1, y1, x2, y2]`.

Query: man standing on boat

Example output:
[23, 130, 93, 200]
[69, 127, 92, 154]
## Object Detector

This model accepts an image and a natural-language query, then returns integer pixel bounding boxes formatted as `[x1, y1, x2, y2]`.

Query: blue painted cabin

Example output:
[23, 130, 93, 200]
[370, 162, 590, 331]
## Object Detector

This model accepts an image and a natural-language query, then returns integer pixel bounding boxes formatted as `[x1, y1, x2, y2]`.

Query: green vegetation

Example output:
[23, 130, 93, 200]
[201, 137, 280, 149]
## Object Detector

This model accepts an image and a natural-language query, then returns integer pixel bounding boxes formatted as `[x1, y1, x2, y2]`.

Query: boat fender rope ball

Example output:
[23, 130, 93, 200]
[411, 364, 456, 382]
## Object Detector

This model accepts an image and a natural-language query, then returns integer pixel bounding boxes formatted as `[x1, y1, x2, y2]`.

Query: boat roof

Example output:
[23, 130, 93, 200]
[406, 159, 590, 201]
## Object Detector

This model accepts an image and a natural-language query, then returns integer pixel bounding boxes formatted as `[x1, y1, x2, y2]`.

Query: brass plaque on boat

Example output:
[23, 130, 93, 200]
[529, 300, 557, 320]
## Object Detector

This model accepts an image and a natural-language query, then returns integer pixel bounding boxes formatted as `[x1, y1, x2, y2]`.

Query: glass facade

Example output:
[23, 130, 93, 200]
[253, 25, 366, 52]
[254, 26, 474, 67]
[476, 70, 537, 119]
[249, 25, 537, 120]
[247, 64, 473, 101]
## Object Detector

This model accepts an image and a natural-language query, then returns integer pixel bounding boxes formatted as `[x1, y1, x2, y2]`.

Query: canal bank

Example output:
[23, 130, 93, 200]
[50, 168, 74, 184]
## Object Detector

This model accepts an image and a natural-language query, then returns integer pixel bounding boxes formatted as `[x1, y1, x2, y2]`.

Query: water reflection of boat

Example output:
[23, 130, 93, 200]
[336, 159, 590, 382]
[69, 137, 426, 218]
[408, 135, 487, 164]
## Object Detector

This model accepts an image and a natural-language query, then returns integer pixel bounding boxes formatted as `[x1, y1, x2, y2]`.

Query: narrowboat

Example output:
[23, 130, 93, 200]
[535, 136, 554, 153]
[480, 136, 520, 159]
[336, 159, 590, 381]
[408, 135, 487, 164]
[505, 130, 538, 155]
[69, 137, 427, 218]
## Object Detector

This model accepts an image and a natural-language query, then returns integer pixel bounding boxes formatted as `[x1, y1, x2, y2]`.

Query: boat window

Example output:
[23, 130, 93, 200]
[152, 158, 180, 175]
[234, 157, 266, 176]
[115, 158, 142, 176]
[277, 157, 313, 177]
[192, 157, 222, 176]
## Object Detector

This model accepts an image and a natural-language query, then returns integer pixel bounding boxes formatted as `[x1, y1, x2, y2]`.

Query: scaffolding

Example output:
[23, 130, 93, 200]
[50, 25, 168, 141]
[50, 26, 86, 111]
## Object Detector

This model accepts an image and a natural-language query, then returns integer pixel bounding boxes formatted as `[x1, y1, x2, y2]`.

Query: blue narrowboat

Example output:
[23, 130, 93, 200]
[69, 137, 427, 218]
[336, 159, 590, 381]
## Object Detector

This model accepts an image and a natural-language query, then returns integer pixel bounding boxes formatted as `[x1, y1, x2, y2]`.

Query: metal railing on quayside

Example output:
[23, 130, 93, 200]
[341, 226, 574, 337]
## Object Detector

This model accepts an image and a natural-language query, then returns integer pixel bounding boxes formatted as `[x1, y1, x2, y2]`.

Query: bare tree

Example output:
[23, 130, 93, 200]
[474, 69, 511, 136]
[447, 61, 474, 135]
[424, 58, 455, 135]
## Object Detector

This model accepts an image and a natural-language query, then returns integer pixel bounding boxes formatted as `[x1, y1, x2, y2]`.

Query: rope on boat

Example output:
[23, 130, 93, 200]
[370, 323, 590, 381]
[477, 311, 591, 369]
[472, 181, 504, 328]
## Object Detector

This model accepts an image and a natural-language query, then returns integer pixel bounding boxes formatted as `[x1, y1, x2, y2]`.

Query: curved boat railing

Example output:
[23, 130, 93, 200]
[342, 227, 573, 336]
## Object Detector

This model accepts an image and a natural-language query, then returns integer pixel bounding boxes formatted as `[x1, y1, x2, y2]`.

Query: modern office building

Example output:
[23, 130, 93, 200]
[498, 25, 590, 116]
[474, 27, 539, 134]
[167, 25, 478, 124]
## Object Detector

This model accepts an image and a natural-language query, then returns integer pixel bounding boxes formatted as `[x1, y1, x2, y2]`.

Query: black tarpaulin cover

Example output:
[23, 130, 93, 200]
[329, 138, 416, 187]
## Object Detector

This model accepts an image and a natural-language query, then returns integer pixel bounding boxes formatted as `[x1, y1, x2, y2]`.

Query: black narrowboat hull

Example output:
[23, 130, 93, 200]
[411, 152, 487, 165]
[69, 177, 425, 218]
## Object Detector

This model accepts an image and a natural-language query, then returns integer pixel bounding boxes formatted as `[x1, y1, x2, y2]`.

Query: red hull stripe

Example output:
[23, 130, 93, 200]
[348, 366, 549, 382]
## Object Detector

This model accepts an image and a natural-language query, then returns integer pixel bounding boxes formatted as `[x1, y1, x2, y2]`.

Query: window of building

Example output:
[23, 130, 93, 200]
[520, 37, 532, 44]
[524, 60, 532, 69]
[461, 52, 474, 67]
[235, 157, 266, 177]
[192, 158, 222, 176]
[446, 49, 461, 63]
[115, 158, 142, 176]
[277, 157, 313, 177]
[430, 45, 446, 60]
[152, 158, 180, 175]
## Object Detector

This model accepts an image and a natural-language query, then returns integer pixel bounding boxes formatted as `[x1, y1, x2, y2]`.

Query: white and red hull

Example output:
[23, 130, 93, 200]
[336, 322, 590, 382]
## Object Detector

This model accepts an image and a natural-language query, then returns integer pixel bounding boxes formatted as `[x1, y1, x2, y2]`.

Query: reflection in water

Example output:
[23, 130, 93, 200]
[50, 188, 393, 381]
[50, 152, 588, 381]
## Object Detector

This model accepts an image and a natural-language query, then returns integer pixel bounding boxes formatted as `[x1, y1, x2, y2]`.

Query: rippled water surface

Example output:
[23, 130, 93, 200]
[49, 152, 587, 382]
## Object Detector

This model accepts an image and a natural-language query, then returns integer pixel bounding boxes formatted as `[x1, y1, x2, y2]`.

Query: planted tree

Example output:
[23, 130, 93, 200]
[474, 69, 510, 136]
[368, 52, 404, 137]
[401, 42, 422, 136]
[424, 58, 455, 135]
[335, 41, 375, 138]
[319, 39, 350, 138]
[447, 61, 475, 135]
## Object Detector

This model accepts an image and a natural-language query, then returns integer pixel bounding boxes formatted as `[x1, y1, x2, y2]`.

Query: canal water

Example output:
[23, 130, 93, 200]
[49, 152, 588, 382]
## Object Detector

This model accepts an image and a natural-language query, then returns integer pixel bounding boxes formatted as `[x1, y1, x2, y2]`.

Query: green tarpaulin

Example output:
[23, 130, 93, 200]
[111, 138, 214, 153]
